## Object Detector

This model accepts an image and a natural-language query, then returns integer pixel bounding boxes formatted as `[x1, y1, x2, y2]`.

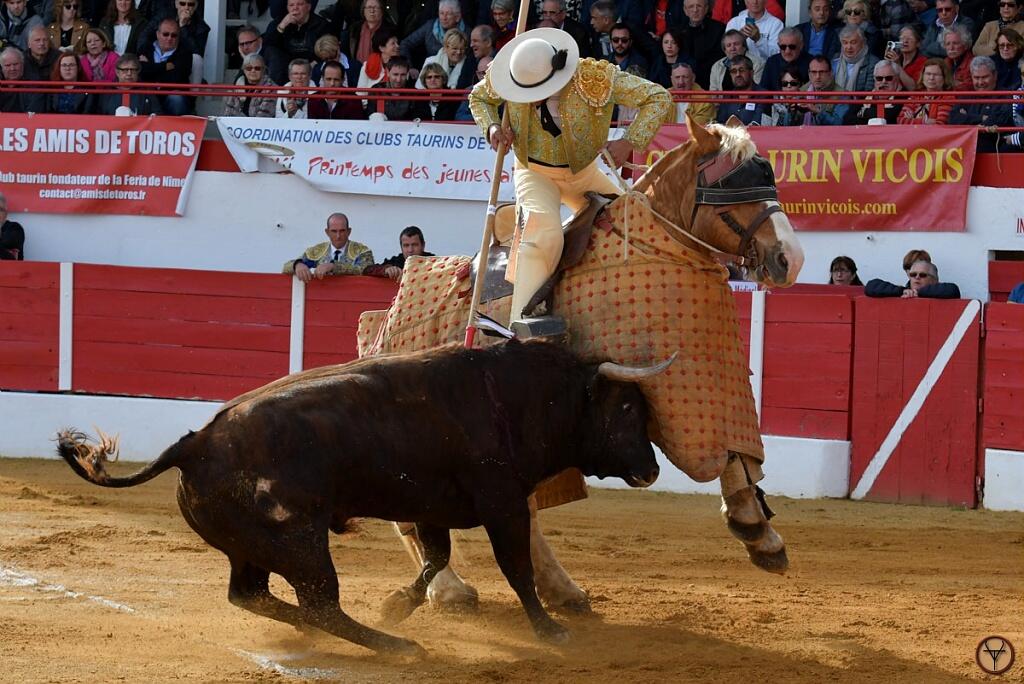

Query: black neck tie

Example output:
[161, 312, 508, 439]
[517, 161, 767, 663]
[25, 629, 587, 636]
[333, 249, 342, 262]
[538, 101, 561, 138]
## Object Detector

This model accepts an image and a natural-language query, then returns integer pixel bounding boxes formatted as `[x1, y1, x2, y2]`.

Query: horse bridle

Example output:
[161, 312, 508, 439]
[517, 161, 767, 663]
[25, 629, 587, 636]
[690, 151, 782, 268]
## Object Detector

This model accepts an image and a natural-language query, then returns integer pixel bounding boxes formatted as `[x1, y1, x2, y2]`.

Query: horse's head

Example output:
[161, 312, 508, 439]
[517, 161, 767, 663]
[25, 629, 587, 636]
[637, 115, 804, 288]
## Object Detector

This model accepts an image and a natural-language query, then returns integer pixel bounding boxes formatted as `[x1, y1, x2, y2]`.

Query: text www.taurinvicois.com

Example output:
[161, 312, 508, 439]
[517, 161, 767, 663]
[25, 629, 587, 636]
[781, 199, 898, 216]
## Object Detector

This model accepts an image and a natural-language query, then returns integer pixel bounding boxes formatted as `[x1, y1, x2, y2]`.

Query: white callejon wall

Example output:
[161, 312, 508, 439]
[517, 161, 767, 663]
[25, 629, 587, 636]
[587, 436, 852, 499]
[0, 392, 220, 462]
[982, 449, 1024, 511]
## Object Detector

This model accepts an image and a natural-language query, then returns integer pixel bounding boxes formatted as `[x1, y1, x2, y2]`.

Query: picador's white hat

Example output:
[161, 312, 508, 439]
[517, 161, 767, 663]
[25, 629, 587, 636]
[488, 28, 580, 103]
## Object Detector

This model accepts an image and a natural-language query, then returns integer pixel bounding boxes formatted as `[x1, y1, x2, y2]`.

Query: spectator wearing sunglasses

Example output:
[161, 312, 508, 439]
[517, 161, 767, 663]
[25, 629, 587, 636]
[866, 259, 960, 298]
[761, 27, 810, 90]
[47, 0, 88, 53]
[839, 0, 883, 57]
[715, 55, 772, 124]
[846, 59, 905, 123]
[973, 0, 1024, 56]
[923, 0, 976, 57]
[139, 0, 208, 57]
[139, 17, 193, 114]
[771, 62, 806, 124]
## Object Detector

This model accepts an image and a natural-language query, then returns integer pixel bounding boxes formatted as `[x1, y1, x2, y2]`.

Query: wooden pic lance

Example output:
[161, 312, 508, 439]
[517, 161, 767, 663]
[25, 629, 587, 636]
[463, 0, 533, 348]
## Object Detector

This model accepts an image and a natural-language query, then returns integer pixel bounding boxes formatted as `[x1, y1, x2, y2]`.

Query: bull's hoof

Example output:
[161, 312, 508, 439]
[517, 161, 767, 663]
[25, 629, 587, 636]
[749, 546, 789, 575]
[380, 588, 423, 625]
[535, 620, 570, 645]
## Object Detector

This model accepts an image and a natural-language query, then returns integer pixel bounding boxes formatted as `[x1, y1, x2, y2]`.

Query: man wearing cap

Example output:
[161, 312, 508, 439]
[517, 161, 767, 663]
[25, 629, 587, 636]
[469, 27, 671, 330]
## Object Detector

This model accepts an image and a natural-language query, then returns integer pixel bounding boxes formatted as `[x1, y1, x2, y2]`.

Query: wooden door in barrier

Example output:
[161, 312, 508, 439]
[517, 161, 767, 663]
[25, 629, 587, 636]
[850, 298, 980, 507]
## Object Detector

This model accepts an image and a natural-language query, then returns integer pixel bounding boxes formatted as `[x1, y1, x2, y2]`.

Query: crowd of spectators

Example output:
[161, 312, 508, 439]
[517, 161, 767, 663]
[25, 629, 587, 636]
[0, 0, 1021, 133]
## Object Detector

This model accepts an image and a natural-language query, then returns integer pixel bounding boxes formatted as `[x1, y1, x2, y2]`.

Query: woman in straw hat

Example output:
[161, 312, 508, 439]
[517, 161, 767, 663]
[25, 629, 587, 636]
[469, 27, 671, 330]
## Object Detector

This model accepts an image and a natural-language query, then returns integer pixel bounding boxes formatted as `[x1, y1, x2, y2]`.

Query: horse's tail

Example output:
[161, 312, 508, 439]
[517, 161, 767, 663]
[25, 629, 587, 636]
[56, 427, 193, 488]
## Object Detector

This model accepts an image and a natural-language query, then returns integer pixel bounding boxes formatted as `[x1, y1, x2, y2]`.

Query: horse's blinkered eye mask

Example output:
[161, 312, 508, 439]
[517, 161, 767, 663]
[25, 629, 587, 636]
[694, 154, 778, 206]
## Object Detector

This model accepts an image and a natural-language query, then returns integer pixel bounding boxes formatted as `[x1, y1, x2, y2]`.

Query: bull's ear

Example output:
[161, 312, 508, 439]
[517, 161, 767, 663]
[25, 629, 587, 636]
[724, 115, 747, 129]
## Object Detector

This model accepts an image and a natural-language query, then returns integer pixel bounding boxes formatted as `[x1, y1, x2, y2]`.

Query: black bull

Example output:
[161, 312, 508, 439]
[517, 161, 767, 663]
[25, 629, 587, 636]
[56, 341, 673, 655]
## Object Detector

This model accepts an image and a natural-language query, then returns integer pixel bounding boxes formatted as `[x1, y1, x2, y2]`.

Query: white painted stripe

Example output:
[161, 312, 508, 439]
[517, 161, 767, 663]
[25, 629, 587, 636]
[0, 564, 135, 613]
[851, 299, 981, 500]
[748, 289, 766, 422]
[58, 262, 74, 391]
[233, 649, 342, 679]
[289, 278, 305, 374]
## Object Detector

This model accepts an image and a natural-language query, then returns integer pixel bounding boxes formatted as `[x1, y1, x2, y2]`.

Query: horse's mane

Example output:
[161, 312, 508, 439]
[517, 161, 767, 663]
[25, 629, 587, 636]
[705, 123, 757, 163]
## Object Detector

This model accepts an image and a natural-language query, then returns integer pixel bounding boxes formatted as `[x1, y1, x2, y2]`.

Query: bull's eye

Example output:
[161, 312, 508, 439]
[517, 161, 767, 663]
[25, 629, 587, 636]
[622, 402, 633, 413]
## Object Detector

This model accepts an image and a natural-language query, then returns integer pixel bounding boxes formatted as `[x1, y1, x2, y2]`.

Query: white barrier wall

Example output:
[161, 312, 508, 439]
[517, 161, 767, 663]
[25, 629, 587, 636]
[15, 172, 1024, 301]
[0, 391, 851, 500]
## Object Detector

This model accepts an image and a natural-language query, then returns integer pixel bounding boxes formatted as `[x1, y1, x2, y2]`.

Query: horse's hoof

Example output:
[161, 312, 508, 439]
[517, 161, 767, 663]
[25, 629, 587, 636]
[384, 638, 428, 659]
[427, 583, 479, 613]
[380, 588, 422, 625]
[536, 621, 571, 645]
[548, 594, 592, 615]
[749, 546, 789, 575]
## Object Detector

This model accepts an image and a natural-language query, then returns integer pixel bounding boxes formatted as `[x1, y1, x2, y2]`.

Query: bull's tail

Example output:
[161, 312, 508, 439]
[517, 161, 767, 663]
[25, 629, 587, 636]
[56, 428, 190, 488]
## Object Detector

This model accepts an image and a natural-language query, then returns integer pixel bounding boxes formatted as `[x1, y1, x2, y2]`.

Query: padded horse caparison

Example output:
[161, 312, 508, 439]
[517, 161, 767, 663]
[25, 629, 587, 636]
[468, 193, 616, 315]
[692, 152, 781, 268]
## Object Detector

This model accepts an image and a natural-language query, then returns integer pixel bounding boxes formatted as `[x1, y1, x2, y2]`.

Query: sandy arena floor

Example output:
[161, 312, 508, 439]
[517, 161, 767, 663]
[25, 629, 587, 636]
[0, 456, 1021, 683]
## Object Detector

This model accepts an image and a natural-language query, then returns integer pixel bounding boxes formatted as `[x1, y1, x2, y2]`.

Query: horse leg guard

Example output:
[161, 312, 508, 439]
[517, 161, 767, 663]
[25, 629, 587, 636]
[721, 486, 788, 574]
[530, 505, 591, 613]
[720, 454, 788, 574]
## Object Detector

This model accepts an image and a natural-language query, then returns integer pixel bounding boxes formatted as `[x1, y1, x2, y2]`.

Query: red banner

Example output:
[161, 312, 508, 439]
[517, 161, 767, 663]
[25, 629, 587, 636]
[0, 114, 204, 216]
[643, 125, 978, 231]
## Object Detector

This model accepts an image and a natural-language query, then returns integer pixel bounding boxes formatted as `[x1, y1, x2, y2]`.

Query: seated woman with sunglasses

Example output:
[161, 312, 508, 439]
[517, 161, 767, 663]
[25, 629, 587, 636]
[973, 0, 1024, 56]
[412, 62, 458, 120]
[223, 53, 276, 117]
[47, 0, 89, 54]
[771, 64, 806, 125]
[840, 0, 883, 57]
[897, 57, 953, 124]
[99, 0, 144, 55]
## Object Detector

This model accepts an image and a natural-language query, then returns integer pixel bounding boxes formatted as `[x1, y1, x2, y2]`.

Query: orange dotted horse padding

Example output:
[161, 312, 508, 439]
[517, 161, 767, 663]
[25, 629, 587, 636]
[357, 192, 763, 491]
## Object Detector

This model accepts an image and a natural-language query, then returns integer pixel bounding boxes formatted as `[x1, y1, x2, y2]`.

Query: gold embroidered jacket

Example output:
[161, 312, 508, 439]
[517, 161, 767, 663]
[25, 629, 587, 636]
[282, 240, 374, 276]
[469, 58, 672, 173]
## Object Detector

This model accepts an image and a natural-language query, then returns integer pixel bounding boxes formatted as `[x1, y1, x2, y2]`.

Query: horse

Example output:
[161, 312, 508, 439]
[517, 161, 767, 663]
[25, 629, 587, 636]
[359, 115, 805, 615]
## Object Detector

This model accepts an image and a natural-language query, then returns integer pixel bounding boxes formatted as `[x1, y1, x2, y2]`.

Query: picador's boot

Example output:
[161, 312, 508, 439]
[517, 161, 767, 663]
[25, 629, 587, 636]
[510, 315, 567, 342]
[720, 453, 789, 574]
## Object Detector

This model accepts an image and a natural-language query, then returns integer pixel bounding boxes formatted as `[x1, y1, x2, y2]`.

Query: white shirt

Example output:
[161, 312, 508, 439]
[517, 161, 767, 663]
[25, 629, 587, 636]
[725, 10, 785, 61]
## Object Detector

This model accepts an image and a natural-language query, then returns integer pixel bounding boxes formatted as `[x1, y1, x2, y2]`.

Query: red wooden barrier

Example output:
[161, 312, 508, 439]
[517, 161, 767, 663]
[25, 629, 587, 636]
[850, 298, 980, 507]
[988, 261, 1024, 303]
[303, 276, 398, 370]
[761, 294, 853, 440]
[72, 265, 292, 401]
[0, 262, 60, 391]
[983, 303, 1024, 451]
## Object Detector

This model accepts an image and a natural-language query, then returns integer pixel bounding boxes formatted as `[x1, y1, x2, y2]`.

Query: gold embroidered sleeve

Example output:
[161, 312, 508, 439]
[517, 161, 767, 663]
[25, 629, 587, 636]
[468, 73, 503, 137]
[611, 71, 672, 150]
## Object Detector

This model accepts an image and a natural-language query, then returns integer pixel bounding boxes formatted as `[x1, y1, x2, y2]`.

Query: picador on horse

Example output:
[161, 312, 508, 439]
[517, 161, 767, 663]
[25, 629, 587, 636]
[359, 26, 806, 613]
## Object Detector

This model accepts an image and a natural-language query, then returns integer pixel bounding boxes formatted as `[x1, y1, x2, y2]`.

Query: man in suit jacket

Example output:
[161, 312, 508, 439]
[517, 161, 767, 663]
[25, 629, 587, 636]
[540, 0, 591, 57]
[677, 0, 725, 88]
[796, 0, 841, 60]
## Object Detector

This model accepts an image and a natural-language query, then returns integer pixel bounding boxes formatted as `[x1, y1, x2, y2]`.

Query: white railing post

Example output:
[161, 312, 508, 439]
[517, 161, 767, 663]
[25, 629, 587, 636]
[58, 262, 74, 391]
[289, 277, 305, 374]
[749, 288, 766, 423]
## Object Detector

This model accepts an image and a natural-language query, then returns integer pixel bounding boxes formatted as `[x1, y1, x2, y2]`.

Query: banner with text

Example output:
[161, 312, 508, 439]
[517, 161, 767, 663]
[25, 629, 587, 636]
[0, 114, 204, 216]
[644, 125, 978, 231]
[218, 118, 517, 202]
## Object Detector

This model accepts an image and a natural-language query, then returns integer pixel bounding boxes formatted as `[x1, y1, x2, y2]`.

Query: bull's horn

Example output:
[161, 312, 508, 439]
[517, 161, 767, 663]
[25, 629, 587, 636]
[597, 352, 677, 382]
